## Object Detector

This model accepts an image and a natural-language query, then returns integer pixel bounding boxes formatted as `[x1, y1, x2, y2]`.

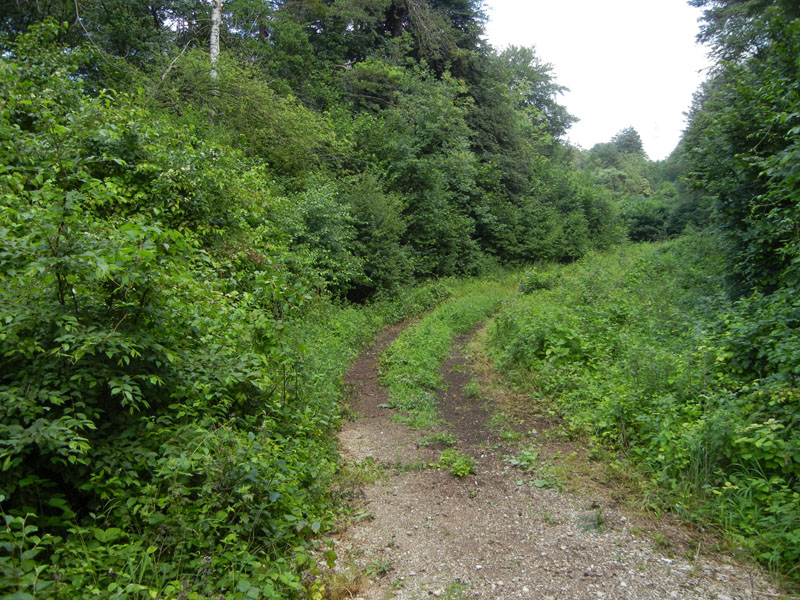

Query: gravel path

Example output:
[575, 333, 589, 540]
[330, 324, 785, 600]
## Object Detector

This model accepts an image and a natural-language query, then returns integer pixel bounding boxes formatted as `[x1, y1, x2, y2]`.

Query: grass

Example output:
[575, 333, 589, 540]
[320, 569, 366, 600]
[462, 377, 482, 399]
[443, 580, 469, 599]
[379, 276, 516, 429]
[365, 557, 393, 578]
[418, 431, 458, 447]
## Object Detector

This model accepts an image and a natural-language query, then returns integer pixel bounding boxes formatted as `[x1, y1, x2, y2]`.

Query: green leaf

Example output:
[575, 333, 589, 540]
[4, 592, 35, 600]
[323, 549, 337, 569]
[92, 527, 123, 543]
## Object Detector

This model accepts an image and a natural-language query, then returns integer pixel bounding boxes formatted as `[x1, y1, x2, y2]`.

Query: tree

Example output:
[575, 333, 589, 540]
[0, 1, 174, 68]
[611, 126, 646, 157]
[210, 0, 223, 78]
[586, 128, 652, 200]
[682, 7, 800, 293]
[499, 45, 576, 139]
[689, 0, 800, 60]
[337, 0, 486, 75]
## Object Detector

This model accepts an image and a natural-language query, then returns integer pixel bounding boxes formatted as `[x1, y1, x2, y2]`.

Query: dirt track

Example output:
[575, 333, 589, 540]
[330, 323, 784, 600]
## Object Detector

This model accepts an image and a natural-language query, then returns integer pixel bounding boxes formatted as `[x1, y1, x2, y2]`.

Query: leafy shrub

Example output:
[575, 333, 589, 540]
[518, 268, 559, 293]
[0, 23, 387, 598]
[150, 48, 341, 180]
[286, 182, 365, 295]
[488, 237, 800, 579]
[620, 195, 670, 242]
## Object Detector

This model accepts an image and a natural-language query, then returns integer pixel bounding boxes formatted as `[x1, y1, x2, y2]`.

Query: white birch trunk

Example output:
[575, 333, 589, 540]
[210, 0, 223, 79]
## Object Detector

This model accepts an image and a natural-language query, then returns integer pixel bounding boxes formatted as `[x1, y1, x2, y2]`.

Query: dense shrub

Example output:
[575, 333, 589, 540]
[489, 237, 800, 577]
[518, 268, 559, 293]
[0, 23, 372, 598]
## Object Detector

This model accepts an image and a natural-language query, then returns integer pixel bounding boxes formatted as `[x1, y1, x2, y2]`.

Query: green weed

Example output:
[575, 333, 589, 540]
[365, 558, 393, 578]
[518, 267, 560, 293]
[463, 377, 482, 398]
[499, 428, 525, 442]
[506, 445, 539, 470]
[438, 449, 476, 478]
[419, 432, 458, 447]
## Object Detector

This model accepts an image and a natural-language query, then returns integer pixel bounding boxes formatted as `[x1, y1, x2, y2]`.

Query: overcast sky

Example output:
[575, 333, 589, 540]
[483, 0, 712, 160]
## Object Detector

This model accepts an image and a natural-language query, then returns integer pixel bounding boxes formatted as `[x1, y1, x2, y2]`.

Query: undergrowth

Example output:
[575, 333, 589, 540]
[488, 236, 800, 584]
[0, 272, 447, 599]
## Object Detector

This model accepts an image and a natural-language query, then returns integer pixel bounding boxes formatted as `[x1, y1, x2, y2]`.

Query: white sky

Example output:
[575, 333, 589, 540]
[483, 0, 713, 160]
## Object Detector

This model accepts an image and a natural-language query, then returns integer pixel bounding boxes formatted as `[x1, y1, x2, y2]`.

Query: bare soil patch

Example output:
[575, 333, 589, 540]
[437, 331, 497, 448]
[328, 323, 785, 600]
[339, 323, 420, 463]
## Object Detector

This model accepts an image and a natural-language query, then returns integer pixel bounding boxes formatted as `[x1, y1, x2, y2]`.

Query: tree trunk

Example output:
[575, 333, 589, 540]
[210, 0, 222, 79]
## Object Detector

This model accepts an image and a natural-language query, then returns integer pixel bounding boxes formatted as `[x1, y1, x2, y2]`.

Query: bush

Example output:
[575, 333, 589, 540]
[518, 268, 559, 293]
[0, 23, 357, 598]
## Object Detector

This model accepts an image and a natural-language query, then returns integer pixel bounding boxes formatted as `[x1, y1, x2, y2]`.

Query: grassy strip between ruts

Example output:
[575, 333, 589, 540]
[378, 276, 516, 429]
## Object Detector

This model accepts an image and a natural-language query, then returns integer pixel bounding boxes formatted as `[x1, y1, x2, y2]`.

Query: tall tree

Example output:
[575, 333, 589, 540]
[499, 45, 575, 140]
[0, 0, 172, 63]
[689, 0, 800, 60]
[610, 127, 646, 157]
[682, 4, 800, 292]
[210, 0, 223, 78]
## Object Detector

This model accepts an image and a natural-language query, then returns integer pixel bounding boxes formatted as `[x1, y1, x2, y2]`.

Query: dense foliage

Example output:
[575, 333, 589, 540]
[488, 1, 800, 579]
[2, 0, 798, 594]
[0, 2, 619, 597]
[1, 23, 361, 597]
[490, 239, 800, 577]
[574, 126, 708, 243]
[679, 2, 800, 573]
[684, 1, 800, 295]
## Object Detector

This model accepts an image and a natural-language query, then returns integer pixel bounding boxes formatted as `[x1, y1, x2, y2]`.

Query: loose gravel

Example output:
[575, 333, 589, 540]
[330, 324, 785, 600]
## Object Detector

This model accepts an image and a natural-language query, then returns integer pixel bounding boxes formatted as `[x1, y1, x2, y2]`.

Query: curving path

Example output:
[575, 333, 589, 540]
[330, 322, 784, 600]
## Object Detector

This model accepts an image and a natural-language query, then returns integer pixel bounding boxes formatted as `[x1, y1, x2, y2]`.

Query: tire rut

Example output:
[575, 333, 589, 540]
[437, 331, 498, 448]
[328, 321, 782, 600]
